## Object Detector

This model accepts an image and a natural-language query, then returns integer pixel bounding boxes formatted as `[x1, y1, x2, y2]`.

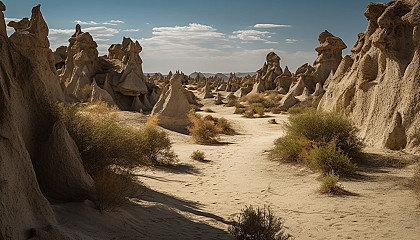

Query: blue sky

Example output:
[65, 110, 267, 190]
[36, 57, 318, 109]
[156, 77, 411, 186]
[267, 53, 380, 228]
[3, 0, 387, 74]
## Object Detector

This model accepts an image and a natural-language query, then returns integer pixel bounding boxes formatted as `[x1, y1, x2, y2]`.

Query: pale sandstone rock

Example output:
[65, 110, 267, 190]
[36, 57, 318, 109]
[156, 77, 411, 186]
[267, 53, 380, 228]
[151, 72, 190, 127]
[319, 0, 420, 153]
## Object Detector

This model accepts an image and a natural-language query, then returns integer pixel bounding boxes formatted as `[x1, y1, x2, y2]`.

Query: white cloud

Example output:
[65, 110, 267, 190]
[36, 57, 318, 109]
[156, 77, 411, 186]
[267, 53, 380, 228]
[254, 24, 292, 28]
[4, 17, 21, 24]
[285, 38, 298, 44]
[73, 20, 99, 25]
[103, 20, 125, 26]
[230, 30, 270, 41]
[123, 29, 140, 32]
[84, 26, 119, 37]
[49, 28, 74, 35]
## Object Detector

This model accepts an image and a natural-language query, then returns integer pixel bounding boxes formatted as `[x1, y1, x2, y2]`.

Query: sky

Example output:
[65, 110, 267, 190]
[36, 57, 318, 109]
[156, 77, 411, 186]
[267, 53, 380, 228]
[2, 0, 387, 74]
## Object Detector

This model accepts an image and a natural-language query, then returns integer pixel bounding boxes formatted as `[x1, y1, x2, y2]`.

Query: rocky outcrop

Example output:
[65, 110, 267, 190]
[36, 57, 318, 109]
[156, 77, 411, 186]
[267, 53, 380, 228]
[319, 0, 420, 153]
[1, 3, 92, 239]
[151, 72, 190, 128]
[251, 52, 283, 93]
[279, 31, 346, 110]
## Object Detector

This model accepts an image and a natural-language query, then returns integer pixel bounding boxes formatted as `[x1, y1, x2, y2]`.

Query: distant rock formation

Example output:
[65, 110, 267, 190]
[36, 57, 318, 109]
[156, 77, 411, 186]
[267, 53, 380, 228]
[151, 71, 191, 128]
[279, 31, 346, 110]
[56, 27, 160, 112]
[0, 4, 93, 239]
[319, 0, 420, 153]
[251, 51, 283, 93]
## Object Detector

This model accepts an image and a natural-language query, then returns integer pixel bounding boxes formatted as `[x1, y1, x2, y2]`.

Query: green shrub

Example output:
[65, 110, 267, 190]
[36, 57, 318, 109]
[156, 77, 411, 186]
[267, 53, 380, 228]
[251, 103, 265, 116]
[229, 205, 293, 240]
[191, 150, 206, 162]
[319, 171, 344, 194]
[270, 135, 312, 163]
[310, 142, 357, 176]
[287, 108, 363, 159]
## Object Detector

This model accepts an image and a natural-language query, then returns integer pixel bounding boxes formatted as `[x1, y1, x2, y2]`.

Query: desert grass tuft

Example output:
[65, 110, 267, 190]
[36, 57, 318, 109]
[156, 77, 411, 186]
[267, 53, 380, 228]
[319, 171, 344, 194]
[191, 150, 206, 162]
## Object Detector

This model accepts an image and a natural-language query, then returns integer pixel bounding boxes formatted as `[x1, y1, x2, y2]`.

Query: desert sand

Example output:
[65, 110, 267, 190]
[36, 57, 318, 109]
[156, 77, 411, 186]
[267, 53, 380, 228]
[51, 94, 420, 240]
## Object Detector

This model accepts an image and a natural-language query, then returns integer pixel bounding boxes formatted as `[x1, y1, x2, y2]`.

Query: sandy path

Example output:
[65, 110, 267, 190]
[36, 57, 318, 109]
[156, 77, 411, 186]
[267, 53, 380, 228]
[137, 99, 420, 240]
[53, 98, 420, 240]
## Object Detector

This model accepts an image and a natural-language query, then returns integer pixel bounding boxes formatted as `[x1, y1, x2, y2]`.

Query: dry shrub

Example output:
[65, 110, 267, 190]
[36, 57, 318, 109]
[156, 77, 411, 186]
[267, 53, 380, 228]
[287, 106, 305, 115]
[188, 112, 236, 144]
[57, 102, 177, 175]
[234, 106, 246, 114]
[94, 168, 137, 211]
[241, 93, 265, 105]
[229, 205, 293, 240]
[188, 112, 222, 144]
[252, 103, 265, 116]
[319, 171, 344, 194]
[191, 150, 206, 162]
[226, 100, 238, 107]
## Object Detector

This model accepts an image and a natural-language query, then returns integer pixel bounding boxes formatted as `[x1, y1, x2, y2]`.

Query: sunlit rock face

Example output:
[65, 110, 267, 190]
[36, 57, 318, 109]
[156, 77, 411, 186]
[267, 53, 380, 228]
[319, 0, 420, 153]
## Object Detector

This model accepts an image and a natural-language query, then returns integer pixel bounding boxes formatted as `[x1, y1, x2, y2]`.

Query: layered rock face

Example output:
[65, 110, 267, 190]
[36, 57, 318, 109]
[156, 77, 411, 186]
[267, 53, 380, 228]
[319, 0, 420, 153]
[1, 4, 94, 239]
[151, 72, 191, 128]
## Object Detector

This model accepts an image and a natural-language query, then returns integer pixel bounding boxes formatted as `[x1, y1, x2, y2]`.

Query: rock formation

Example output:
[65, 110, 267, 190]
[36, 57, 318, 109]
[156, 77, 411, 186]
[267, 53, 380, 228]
[57, 27, 160, 112]
[251, 51, 283, 93]
[279, 31, 346, 110]
[319, 0, 420, 153]
[0, 4, 94, 239]
[151, 72, 191, 128]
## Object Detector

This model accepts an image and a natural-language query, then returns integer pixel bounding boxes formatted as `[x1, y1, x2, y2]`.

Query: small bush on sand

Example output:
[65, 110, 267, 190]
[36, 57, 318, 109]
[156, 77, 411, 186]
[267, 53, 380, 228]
[241, 93, 265, 105]
[229, 205, 293, 240]
[270, 136, 312, 163]
[57, 102, 176, 175]
[234, 106, 246, 114]
[252, 103, 265, 116]
[271, 107, 282, 114]
[188, 112, 222, 144]
[287, 108, 363, 159]
[188, 112, 236, 144]
[191, 150, 206, 162]
[310, 142, 357, 176]
[319, 171, 344, 194]
[94, 168, 136, 212]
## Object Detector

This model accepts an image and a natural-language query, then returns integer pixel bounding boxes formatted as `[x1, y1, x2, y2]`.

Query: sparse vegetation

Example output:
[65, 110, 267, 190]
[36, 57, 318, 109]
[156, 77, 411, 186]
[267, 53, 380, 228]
[94, 168, 137, 211]
[251, 103, 265, 116]
[310, 142, 357, 175]
[318, 171, 344, 194]
[229, 205, 293, 240]
[271, 108, 363, 176]
[57, 102, 177, 175]
[56, 101, 177, 210]
[191, 150, 206, 162]
[188, 112, 236, 144]
[287, 106, 306, 115]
